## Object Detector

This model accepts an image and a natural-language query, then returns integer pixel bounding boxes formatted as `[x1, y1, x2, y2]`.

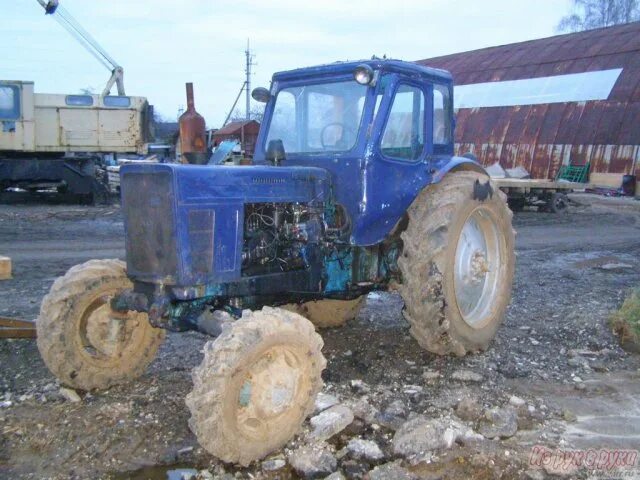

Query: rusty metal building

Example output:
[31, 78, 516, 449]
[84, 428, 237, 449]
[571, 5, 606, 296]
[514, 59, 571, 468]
[211, 120, 260, 158]
[419, 22, 640, 180]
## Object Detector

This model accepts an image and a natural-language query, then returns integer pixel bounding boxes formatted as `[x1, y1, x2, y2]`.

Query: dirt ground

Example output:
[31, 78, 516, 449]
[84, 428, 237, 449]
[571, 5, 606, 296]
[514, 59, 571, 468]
[1, 194, 640, 479]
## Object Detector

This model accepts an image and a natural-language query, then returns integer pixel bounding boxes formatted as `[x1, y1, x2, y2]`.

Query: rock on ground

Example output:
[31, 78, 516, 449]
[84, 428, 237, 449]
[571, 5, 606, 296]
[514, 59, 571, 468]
[287, 442, 337, 479]
[314, 392, 340, 414]
[323, 472, 346, 480]
[455, 397, 483, 422]
[450, 369, 483, 382]
[367, 461, 418, 480]
[392, 415, 478, 461]
[346, 438, 384, 460]
[478, 406, 518, 439]
[309, 404, 354, 441]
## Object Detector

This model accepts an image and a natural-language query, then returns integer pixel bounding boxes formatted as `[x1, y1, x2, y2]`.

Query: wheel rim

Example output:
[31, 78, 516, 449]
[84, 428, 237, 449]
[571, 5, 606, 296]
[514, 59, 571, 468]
[454, 207, 502, 327]
[554, 195, 567, 211]
[236, 346, 305, 440]
[78, 291, 140, 362]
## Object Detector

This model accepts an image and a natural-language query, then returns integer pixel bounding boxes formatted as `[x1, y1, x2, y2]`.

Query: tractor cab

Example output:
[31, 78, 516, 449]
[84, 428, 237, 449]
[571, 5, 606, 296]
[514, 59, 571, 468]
[252, 60, 459, 245]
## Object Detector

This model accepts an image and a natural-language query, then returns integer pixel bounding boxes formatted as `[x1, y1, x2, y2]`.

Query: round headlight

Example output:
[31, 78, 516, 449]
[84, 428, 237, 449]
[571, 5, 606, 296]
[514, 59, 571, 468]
[353, 64, 374, 85]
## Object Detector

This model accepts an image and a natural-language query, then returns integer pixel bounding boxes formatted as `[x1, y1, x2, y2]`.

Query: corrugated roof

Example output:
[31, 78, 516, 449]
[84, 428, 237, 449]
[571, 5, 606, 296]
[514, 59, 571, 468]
[214, 120, 260, 136]
[418, 22, 640, 178]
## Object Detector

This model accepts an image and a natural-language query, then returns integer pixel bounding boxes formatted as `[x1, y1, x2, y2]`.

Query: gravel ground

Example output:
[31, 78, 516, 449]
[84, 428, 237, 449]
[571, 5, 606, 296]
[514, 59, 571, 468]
[1, 195, 639, 479]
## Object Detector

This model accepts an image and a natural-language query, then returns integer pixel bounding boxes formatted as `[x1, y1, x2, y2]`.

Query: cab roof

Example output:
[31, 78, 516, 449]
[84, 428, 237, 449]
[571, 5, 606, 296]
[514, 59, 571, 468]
[272, 59, 452, 85]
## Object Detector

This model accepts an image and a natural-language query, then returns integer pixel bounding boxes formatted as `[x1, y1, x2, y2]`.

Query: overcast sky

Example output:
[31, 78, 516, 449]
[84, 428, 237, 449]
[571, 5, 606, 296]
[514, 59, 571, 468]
[4, 0, 572, 127]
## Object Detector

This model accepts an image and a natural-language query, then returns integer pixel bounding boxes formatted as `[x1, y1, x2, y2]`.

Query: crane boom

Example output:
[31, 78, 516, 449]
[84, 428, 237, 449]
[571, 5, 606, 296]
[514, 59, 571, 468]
[35, 0, 125, 96]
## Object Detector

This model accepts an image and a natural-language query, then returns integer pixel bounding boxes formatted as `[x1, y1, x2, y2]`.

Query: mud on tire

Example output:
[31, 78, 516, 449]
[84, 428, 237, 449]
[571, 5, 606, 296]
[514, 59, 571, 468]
[186, 307, 326, 466]
[398, 171, 515, 356]
[37, 259, 165, 390]
[282, 297, 364, 329]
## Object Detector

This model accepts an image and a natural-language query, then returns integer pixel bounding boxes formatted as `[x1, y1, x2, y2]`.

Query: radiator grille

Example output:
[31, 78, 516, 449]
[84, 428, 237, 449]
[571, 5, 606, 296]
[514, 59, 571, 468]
[121, 171, 178, 279]
[188, 209, 214, 275]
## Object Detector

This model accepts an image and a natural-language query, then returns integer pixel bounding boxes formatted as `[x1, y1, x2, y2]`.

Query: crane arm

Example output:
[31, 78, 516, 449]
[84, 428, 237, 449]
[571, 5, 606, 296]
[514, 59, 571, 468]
[35, 0, 125, 96]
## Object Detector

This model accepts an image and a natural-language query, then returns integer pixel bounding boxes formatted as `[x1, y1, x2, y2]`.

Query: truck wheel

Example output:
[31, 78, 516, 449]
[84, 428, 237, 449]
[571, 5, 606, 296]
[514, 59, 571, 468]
[281, 297, 364, 328]
[547, 192, 569, 213]
[37, 259, 165, 390]
[398, 171, 515, 356]
[186, 307, 325, 466]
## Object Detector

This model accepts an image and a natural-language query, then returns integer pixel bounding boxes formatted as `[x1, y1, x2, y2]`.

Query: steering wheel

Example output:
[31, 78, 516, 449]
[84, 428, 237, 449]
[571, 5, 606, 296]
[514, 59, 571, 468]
[320, 122, 355, 149]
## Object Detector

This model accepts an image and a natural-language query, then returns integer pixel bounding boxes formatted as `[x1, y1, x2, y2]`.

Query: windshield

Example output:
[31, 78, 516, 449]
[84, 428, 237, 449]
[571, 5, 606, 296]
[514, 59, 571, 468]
[265, 80, 368, 155]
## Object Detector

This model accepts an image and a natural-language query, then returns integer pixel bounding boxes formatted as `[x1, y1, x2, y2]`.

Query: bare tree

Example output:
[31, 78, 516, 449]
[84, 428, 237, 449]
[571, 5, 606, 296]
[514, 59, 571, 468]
[228, 104, 265, 124]
[558, 0, 640, 31]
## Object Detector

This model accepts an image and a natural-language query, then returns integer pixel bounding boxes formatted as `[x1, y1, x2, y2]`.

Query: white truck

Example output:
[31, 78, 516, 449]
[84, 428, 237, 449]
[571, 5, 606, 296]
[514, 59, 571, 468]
[0, 1, 151, 202]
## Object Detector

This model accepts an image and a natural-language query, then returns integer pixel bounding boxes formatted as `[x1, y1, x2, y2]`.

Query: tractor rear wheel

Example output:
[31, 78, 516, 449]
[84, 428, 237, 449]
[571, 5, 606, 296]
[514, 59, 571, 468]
[282, 297, 364, 329]
[186, 307, 326, 466]
[37, 259, 165, 390]
[398, 171, 515, 356]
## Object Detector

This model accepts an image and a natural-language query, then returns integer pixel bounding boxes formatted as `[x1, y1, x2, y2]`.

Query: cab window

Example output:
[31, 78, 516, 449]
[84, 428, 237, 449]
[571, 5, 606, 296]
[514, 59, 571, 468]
[380, 84, 425, 160]
[0, 85, 20, 120]
[433, 84, 452, 145]
[266, 80, 367, 154]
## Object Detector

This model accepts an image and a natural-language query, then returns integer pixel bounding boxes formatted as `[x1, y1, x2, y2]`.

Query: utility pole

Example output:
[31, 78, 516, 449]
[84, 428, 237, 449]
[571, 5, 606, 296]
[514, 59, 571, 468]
[245, 39, 256, 121]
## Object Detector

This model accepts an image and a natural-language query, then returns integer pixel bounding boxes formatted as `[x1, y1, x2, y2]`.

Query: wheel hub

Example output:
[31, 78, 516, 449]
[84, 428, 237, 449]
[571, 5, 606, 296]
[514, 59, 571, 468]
[454, 208, 502, 327]
[237, 346, 302, 438]
[81, 295, 137, 358]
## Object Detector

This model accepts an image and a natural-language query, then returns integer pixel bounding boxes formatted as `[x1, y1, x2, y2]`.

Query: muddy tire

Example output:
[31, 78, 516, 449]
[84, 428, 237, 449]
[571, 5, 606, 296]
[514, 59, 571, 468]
[186, 307, 326, 466]
[37, 259, 165, 390]
[282, 297, 364, 328]
[398, 171, 515, 356]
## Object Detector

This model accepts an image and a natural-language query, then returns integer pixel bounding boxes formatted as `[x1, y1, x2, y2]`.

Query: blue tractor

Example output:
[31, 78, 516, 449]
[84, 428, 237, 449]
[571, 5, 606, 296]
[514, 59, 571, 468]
[37, 59, 515, 465]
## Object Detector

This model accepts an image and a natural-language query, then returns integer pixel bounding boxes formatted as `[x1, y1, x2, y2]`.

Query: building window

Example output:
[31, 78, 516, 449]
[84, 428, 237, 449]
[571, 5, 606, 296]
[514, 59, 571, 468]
[454, 68, 623, 109]
[433, 84, 451, 145]
[65, 95, 94, 106]
[0, 85, 20, 120]
[380, 84, 425, 161]
[103, 96, 131, 107]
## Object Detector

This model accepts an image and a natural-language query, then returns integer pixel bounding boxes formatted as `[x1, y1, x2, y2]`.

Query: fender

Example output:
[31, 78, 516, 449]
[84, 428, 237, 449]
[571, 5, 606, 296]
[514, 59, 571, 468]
[351, 156, 488, 246]
[431, 155, 487, 183]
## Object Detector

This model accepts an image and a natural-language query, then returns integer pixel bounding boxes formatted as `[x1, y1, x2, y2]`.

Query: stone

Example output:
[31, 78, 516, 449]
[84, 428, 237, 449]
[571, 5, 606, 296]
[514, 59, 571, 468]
[422, 370, 441, 381]
[403, 385, 423, 395]
[323, 473, 345, 480]
[450, 369, 483, 383]
[508, 395, 526, 407]
[384, 399, 406, 417]
[341, 460, 368, 478]
[262, 456, 286, 471]
[348, 398, 379, 425]
[455, 397, 483, 422]
[314, 392, 340, 414]
[310, 405, 354, 441]
[562, 409, 577, 422]
[59, 387, 81, 403]
[350, 379, 370, 393]
[346, 438, 384, 460]
[196, 470, 214, 480]
[367, 461, 418, 480]
[477, 407, 518, 439]
[287, 442, 337, 479]
[393, 415, 473, 460]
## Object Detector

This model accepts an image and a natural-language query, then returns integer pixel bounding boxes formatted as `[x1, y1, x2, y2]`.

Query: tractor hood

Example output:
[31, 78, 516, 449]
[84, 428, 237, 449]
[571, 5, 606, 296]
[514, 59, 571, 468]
[119, 163, 331, 286]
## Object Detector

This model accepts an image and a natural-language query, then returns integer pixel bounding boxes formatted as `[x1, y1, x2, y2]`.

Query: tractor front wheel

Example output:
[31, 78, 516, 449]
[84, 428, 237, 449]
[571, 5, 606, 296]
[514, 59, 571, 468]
[398, 171, 515, 356]
[186, 307, 326, 466]
[37, 259, 165, 390]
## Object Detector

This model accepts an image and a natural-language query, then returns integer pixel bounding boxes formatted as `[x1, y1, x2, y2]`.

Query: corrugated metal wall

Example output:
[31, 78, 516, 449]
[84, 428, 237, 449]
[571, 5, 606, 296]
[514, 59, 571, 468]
[419, 22, 640, 179]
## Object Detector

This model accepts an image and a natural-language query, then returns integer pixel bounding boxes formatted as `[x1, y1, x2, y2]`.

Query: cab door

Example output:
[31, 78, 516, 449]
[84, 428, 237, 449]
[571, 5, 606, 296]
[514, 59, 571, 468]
[352, 74, 434, 245]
